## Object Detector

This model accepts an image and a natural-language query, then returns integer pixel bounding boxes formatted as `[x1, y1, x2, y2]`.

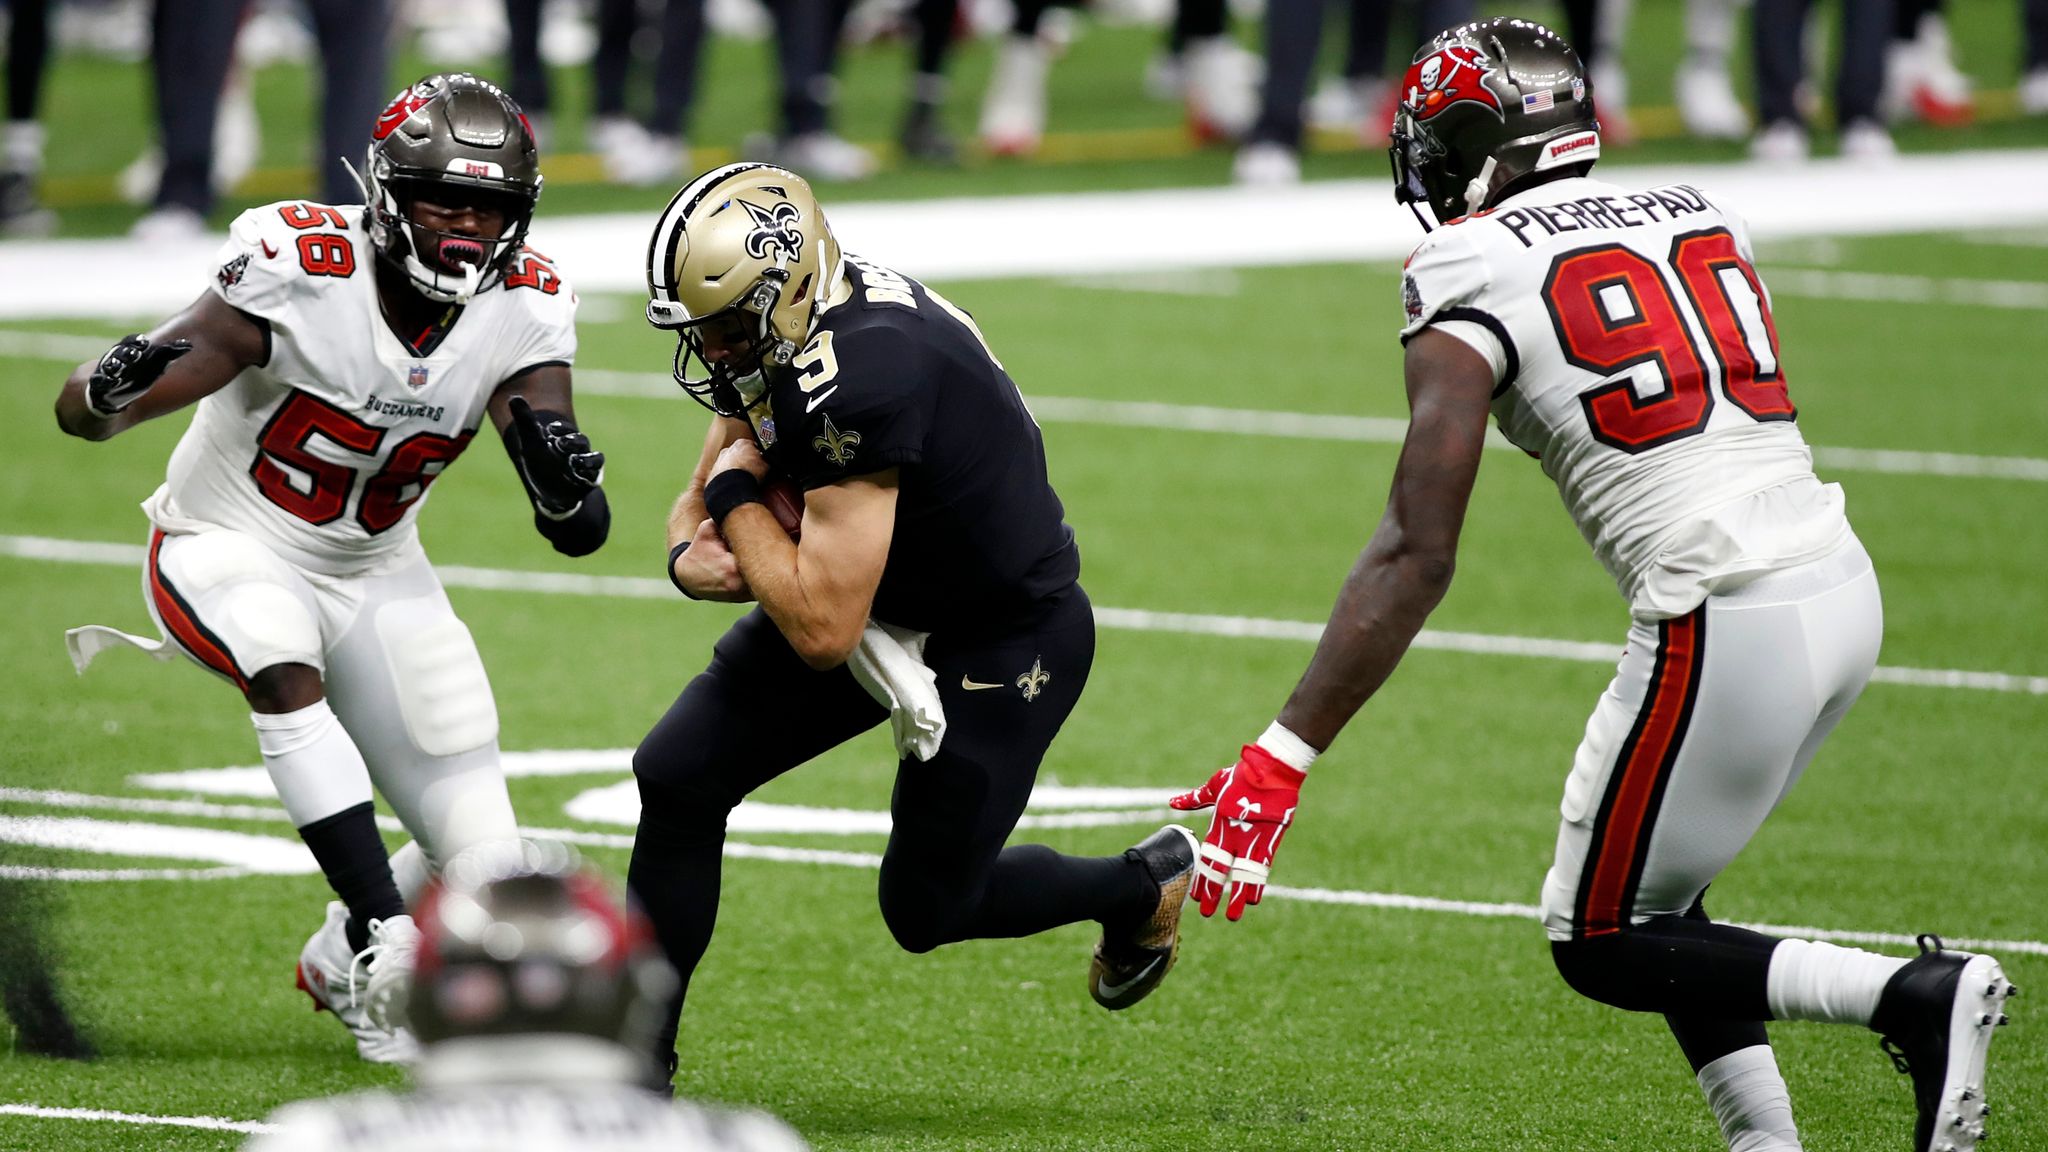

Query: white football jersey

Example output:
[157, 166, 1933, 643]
[246, 1084, 808, 1152]
[1400, 175, 1849, 617]
[148, 201, 577, 577]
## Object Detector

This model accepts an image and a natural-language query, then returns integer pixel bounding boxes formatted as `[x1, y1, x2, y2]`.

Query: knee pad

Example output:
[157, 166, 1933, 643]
[876, 862, 971, 956]
[158, 531, 322, 672]
[372, 598, 498, 757]
[1552, 933, 1643, 1011]
[222, 583, 323, 673]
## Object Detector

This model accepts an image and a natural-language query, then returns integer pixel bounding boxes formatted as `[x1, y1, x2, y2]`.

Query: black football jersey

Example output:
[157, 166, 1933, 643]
[751, 255, 1080, 633]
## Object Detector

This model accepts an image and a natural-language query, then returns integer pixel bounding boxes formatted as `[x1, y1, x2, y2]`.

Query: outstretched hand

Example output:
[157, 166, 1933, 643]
[1168, 743, 1306, 921]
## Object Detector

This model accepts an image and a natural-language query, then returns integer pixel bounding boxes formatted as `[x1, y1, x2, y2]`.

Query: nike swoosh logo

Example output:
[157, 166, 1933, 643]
[260, 240, 277, 258]
[960, 676, 1004, 691]
[805, 386, 839, 413]
[1096, 955, 1164, 1000]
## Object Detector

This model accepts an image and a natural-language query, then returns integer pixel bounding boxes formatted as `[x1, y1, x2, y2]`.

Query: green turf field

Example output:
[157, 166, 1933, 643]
[1, 206, 2043, 1149]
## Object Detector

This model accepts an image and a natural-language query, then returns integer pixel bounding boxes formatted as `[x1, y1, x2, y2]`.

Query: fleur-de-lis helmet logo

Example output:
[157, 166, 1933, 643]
[741, 199, 805, 262]
[813, 414, 861, 467]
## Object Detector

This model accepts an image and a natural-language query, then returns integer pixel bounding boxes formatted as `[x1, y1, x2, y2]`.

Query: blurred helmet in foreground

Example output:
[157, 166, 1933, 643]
[408, 841, 676, 1075]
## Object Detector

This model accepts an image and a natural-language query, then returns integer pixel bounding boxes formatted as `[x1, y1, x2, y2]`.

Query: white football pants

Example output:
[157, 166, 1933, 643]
[1540, 535, 1882, 941]
[88, 526, 518, 868]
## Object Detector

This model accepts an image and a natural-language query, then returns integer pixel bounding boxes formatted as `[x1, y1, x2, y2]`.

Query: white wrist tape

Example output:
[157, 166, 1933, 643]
[1256, 721, 1318, 773]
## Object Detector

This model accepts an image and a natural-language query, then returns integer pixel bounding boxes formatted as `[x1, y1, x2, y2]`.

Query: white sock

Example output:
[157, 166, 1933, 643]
[1698, 1045, 1802, 1152]
[3, 121, 43, 174]
[1766, 939, 1910, 1025]
[251, 701, 374, 828]
[1685, 0, 1738, 62]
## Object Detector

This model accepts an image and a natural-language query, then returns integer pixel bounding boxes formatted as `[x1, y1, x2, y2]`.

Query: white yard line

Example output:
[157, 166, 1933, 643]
[5, 788, 2043, 959]
[575, 370, 2048, 485]
[5, 534, 2043, 695]
[0, 1103, 279, 1134]
[4, 333, 2043, 484]
[1767, 268, 2048, 311]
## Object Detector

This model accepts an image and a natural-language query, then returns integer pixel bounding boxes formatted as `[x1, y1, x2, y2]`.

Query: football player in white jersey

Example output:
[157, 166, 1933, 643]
[53, 74, 609, 1064]
[1169, 20, 2013, 1152]
[245, 841, 809, 1152]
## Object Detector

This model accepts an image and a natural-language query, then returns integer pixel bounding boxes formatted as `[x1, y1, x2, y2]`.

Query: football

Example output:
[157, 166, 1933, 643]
[763, 474, 804, 541]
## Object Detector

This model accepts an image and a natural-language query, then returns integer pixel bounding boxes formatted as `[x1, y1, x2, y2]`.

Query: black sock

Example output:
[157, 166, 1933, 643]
[297, 801, 404, 954]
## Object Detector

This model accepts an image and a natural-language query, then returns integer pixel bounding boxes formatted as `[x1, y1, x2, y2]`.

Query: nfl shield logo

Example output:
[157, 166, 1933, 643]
[407, 364, 430, 390]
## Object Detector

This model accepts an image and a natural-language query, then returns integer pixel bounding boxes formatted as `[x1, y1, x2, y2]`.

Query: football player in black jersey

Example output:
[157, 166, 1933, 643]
[629, 163, 1199, 1075]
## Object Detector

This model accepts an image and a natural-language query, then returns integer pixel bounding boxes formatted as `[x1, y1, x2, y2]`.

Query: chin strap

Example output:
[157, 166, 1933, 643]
[1462, 156, 1500, 218]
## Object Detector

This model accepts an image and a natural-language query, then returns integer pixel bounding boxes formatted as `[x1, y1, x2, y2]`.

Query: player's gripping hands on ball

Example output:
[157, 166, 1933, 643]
[1170, 724, 1316, 921]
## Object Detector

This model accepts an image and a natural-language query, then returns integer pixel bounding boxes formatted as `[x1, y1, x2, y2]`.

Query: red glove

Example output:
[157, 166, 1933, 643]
[1169, 743, 1306, 921]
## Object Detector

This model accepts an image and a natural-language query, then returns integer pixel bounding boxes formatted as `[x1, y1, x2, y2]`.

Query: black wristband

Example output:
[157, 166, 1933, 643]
[703, 470, 765, 527]
[666, 540, 698, 599]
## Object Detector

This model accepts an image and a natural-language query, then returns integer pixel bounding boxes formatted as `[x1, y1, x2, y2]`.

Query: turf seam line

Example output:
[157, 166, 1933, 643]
[5, 534, 2042, 695]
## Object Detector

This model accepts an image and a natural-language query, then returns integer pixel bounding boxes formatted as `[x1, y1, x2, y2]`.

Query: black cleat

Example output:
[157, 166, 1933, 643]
[1870, 935, 2015, 1152]
[1089, 824, 1198, 1011]
[898, 101, 959, 166]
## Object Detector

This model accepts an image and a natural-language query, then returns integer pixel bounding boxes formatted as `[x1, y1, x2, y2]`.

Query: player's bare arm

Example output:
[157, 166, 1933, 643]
[1171, 326, 1494, 920]
[666, 416, 755, 601]
[54, 291, 266, 441]
[1274, 327, 1495, 748]
[707, 436, 896, 670]
[487, 362, 610, 557]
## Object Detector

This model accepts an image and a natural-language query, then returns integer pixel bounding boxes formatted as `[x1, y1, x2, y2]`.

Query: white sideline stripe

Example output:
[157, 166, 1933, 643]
[566, 368, 2048, 484]
[0, 866, 252, 882]
[0, 1104, 278, 1135]
[7, 534, 2044, 696]
[0, 815, 316, 874]
[7, 333, 2046, 485]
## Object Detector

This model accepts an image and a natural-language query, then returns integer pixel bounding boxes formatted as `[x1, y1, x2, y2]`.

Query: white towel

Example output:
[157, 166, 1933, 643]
[65, 624, 178, 675]
[847, 620, 946, 762]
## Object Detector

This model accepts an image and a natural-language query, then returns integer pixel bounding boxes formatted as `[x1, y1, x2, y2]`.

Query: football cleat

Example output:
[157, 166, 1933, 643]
[1869, 935, 2015, 1152]
[1089, 824, 1199, 1011]
[295, 901, 420, 1064]
[358, 912, 422, 1035]
[979, 35, 1050, 157]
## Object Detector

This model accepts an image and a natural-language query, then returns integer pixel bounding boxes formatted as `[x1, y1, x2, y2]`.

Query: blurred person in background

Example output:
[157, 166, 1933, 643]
[1884, 0, 1974, 126]
[1, 0, 55, 234]
[132, 0, 393, 239]
[899, 0, 960, 163]
[503, 0, 701, 185]
[1749, 0, 1897, 162]
[1557, 0, 1635, 143]
[503, 0, 873, 184]
[2029, 0, 2048, 112]
[246, 840, 810, 1152]
[980, 0, 1256, 156]
[1235, 0, 1473, 186]
[1674, 0, 1750, 141]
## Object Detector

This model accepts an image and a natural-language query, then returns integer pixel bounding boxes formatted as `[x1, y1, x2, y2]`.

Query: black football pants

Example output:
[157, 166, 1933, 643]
[1752, 0, 1894, 129]
[628, 588, 1154, 1060]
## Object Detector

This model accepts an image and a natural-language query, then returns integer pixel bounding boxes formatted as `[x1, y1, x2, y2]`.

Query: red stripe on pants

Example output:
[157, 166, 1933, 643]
[1578, 610, 1702, 936]
[147, 531, 249, 690]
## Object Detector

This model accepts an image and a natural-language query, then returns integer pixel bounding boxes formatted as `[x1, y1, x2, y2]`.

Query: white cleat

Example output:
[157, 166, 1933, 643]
[1749, 120, 1809, 164]
[1181, 36, 1260, 144]
[295, 901, 420, 1065]
[359, 912, 421, 1036]
[606, 130, 687, 187]
[979, 35, 1051, 157]
[1232, 140, 1300, 186]
[2019, 69, 2048, 117]
[1839, 120, 1898, 164]
[1676, 61, 1749, 140]
[744, 131, 876, 183]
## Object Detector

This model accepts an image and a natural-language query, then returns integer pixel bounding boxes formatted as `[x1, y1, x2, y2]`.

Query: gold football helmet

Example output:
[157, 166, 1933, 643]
[644, 163, 844, 417]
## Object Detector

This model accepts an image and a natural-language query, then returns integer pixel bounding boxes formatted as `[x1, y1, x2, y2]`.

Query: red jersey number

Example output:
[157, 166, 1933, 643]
[251, 391, 471, 533]
[1543, 227, 1791, 454]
